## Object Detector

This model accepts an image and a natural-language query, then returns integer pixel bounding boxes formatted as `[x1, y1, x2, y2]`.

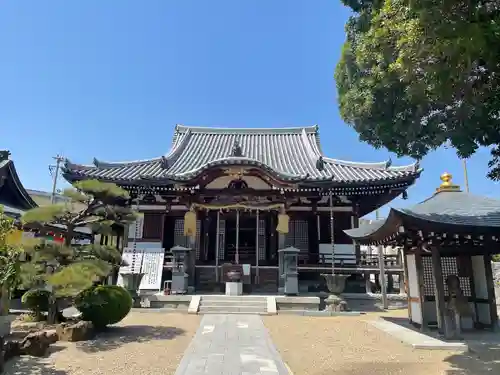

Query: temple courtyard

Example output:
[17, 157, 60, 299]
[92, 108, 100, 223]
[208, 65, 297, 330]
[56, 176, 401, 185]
[3, 310, 500, 375]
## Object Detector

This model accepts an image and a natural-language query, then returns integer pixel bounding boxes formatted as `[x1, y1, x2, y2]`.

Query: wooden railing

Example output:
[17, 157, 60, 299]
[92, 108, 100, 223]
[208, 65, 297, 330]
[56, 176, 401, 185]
[302, 253, 401, 269]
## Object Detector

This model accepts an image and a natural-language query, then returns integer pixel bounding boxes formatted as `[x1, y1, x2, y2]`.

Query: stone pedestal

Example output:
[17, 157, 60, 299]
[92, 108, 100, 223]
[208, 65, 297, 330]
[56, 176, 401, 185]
[225, 282, 243, 296]
[172, 272, 189, 294]
[325, 295, 348, 312]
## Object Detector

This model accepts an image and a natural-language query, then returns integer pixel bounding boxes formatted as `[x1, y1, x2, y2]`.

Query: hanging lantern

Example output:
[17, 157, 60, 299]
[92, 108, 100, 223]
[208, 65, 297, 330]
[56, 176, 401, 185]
[276, 210, 289, 234]
[183, 209, 197, 238]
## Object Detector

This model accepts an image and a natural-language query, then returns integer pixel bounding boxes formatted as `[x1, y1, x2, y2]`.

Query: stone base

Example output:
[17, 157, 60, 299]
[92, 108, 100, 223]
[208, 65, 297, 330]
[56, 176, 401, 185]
[225, 282, 243, 296]
[56, 321, 94, 342]
[324, 294, 348, 312]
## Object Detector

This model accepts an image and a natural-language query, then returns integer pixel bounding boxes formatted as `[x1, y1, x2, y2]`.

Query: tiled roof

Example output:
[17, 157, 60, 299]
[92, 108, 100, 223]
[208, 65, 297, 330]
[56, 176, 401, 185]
[0, 155, 38, 210]
[63, 125, 421, 184]
[345, 190, 500, 242]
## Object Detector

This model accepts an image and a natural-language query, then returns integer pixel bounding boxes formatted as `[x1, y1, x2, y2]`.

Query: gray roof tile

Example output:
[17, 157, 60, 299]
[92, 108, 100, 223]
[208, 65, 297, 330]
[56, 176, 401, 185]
[345, 190, 500, 242]
[63, 125, 420, 184]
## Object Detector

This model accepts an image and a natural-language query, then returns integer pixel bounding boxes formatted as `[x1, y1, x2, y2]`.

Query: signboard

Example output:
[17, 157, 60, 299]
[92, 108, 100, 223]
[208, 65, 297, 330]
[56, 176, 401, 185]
[139, 248, 165, 291]
[117, 246, 165, 291]
[116, 247, 144, 287]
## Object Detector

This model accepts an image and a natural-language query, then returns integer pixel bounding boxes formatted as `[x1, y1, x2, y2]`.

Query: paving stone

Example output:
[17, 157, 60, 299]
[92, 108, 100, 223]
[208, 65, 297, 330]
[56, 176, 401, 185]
[174, 314, 290, 375]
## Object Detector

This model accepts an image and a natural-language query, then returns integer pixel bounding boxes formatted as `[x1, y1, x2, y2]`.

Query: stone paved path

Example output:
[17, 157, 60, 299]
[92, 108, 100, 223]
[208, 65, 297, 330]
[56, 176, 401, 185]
[174, 314, 290, 375]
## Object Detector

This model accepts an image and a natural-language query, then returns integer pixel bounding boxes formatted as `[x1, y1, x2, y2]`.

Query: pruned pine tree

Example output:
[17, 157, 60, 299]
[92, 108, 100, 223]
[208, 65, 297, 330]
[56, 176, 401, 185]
[21, 179, 136, 323]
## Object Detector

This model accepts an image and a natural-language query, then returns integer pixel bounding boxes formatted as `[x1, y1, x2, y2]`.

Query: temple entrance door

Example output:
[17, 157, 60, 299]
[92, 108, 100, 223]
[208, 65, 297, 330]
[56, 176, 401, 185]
[225, 212, 257, 265]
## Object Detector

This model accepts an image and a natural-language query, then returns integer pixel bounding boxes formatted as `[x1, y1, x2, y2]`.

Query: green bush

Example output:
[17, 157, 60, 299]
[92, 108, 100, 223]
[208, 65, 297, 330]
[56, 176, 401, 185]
[21, 289, 50, 320]
[492, 254, 500, 262]
[74, 285, 132, 329]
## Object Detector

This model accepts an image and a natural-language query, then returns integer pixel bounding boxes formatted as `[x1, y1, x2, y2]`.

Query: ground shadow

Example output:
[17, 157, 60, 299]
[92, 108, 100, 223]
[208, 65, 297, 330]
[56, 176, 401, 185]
[380, 316, 500, 374]
[444, 349, 500, 375]
[346, 299, 407, 312]
[76, 325, 186, 353]
[2, 345, 68, 375]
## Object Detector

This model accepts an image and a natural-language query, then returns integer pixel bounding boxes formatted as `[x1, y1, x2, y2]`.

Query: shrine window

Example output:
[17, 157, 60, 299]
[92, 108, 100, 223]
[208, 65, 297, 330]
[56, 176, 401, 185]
[142, 212, 163, 240]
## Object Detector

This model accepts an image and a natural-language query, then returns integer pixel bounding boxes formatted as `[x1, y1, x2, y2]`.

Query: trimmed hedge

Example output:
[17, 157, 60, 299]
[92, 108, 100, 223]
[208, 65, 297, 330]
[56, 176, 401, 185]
[21, 289, 50, 320]
[74, 285, 132, 329]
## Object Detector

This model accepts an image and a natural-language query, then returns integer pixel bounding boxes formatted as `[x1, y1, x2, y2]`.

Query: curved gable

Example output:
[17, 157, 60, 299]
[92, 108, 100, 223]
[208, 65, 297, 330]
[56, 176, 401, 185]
[0, 155, 38, 211]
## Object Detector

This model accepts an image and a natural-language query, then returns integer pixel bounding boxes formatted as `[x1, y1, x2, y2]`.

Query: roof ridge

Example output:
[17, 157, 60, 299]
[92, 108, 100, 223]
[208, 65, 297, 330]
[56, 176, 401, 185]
[91, 157, 161, 168]
[322, 156, 419, 171]
[175, 124, 319, 134]
[160, 155, 307, 181]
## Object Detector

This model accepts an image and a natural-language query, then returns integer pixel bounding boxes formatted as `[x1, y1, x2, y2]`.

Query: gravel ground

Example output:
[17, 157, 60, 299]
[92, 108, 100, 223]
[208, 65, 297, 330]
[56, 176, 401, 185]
[264, 314, 467, 375]
[3, 312, 201, 375]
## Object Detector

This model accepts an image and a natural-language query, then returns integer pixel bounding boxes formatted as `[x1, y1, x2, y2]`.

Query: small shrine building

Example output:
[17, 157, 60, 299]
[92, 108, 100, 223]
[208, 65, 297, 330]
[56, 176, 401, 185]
[345, 173, 500, 336]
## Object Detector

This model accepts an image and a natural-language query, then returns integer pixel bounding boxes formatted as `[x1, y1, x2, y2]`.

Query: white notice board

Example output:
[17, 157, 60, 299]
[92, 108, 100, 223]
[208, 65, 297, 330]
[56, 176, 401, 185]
[139, 248, 165, 291]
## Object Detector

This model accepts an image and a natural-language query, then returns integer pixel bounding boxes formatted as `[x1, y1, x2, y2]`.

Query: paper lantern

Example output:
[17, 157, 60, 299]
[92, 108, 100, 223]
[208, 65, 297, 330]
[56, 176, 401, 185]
[276, 213, 289, 234]
[183, 211, 197, 238]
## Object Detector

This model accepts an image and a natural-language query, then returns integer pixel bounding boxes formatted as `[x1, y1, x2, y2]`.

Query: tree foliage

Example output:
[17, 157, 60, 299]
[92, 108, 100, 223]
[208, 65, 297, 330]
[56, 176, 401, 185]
[0, 207, 36, 316]
[336, 0, 500, 178]
[20, 180, 136, 322]
[23, 180, 135, 245]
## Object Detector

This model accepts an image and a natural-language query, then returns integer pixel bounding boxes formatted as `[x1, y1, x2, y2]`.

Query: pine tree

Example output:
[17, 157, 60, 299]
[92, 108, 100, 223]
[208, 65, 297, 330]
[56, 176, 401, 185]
[21, 180, 136, 323]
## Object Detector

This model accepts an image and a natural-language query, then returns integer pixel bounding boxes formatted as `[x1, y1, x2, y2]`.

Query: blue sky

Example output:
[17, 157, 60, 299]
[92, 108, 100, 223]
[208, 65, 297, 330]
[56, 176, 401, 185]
[1, 0, 498, 218]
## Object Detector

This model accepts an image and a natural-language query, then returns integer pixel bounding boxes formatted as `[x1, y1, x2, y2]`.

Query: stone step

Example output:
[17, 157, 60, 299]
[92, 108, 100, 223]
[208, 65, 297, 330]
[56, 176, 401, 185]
[199, 311, 270, 315]
[200, 300, 267, 308]
[201, 296, 267, 303]
[198, 305, 268, 314]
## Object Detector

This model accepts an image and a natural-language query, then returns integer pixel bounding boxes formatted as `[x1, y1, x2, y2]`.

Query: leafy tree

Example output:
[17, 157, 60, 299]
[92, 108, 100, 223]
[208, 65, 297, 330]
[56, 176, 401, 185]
[336, 0, 500, 178]
[21, 180, 136, 323]
[0, 207, 25, 317]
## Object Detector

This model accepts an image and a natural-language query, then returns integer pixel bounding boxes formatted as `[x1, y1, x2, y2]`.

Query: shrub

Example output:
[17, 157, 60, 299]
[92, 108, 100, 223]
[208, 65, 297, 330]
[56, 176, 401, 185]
[74, 285, 132, 329]
[21, 289, 50, 321]
[492, 254, 500, 262]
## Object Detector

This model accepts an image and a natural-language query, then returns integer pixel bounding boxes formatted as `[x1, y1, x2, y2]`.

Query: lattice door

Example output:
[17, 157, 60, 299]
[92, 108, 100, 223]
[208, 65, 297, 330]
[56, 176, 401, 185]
[284, 220, 295, 247]
[173, 218, 201, 258]
[422, 256, 472, 297]
[284, 220, 309, 263]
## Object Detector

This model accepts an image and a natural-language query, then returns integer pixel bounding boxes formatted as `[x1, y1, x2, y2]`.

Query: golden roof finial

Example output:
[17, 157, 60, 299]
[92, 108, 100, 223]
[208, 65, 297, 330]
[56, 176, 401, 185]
[436, 172, 461, 193]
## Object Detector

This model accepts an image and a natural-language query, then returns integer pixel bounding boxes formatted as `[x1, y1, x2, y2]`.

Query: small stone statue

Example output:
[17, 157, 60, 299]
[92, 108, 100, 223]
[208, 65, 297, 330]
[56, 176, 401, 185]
[445, 275, 472, 338]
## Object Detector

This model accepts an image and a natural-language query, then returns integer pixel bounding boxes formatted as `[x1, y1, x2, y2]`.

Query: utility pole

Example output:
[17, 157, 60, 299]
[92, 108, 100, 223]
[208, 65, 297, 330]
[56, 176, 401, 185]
[49, 155, 64, 204]
[462, 159, 470, 193]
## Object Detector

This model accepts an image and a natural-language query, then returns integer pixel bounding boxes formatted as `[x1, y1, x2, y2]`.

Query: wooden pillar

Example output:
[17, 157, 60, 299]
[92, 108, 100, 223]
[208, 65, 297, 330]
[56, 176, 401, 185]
[484, 253, 499, 330]
[365, 272, 372, 293]
[255, 210, 260, 283]
[414, 249, 427, 331]
[329, 191, 335, 272]
[352, 202, 361, 263]
[431, 247, 450, 337]
[378, 245, 388, 309]
[400, 247, 407, 295]
[235, 209, 240, 264]
[215, 211, 220, 282]
[269, 214, 277, 261]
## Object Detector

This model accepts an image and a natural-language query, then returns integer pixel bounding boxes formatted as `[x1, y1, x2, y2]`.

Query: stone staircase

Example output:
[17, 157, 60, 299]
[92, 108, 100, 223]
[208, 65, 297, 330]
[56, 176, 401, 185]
[198, 296, 269, 315]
